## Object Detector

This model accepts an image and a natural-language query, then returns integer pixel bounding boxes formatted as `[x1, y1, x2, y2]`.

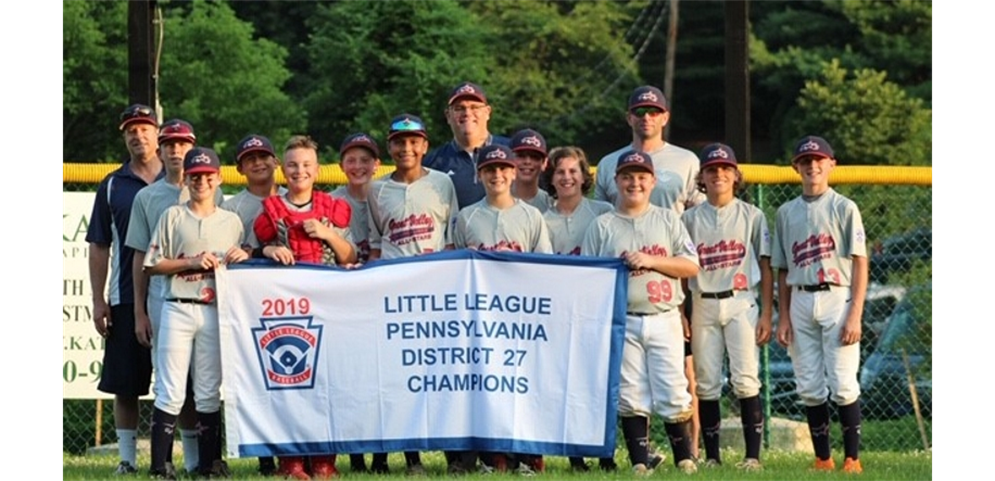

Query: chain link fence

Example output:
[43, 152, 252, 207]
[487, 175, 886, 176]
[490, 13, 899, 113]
[63, 165, 932, 455]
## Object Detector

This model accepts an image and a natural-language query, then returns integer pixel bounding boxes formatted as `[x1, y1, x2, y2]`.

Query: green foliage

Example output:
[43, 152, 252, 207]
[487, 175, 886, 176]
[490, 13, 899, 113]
[749, 1, 932, 158]
[63, 0, 128, 162]
[789, 60, 931, 166]
[302, 0, 491, 155]
[465, 1, 639, 146]
[62, 0, 303, 163]
[156, 1, 304, 160]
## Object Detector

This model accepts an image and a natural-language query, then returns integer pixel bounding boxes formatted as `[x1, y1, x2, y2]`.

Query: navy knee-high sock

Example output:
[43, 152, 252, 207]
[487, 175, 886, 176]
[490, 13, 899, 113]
[805, 403, 832, 461]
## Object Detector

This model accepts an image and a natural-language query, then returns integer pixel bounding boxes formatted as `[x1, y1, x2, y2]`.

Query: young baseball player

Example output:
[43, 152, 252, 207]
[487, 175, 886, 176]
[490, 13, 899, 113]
[773, 136, 867, 474]
[253, 135, 356, 480]
[331, 132, 381, 267]
[219, 134, 284, 476]
[539, 146, 618, 471]
[330, 132, 384, 473]
[452, 143, 551, 475]
[222, 134, 284, 250]
[581, 150, 700, 476]
[541, 146, 613, 256]
[87, 103, 161, 475]
[367, 114, 458, 475]
[454, 143, 552, 254]
[125, 119, 213, 475]
[680, 143, 773, 470]
[509, 128, 552, 212]
[144, 147, 248, 479]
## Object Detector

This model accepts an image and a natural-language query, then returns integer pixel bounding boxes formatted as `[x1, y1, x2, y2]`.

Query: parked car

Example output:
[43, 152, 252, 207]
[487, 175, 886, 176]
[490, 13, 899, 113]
[870, 228, 932, 283]
[859, 282, 932, 419]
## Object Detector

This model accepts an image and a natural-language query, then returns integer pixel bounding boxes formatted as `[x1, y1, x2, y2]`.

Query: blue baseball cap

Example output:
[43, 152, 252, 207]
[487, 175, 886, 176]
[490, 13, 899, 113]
[510, 129, 547, 157]
[792, 135, 834, 162]
[615, 150, 655, 174]
[448, 82, 488, 105]
[236, 135, 275, 163]
[184, 147, 222, 175]
[119, 103, 157, 130]
[628, 86, 668, 112]
[340, 132, 380, 158]
[476, 144, 516, 170]
[699, 143, 738, 168]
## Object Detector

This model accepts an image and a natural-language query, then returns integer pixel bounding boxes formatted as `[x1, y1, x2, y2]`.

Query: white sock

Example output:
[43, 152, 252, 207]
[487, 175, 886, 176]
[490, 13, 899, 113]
[116, 429, 138, 465]
[180, 429, 199, 472]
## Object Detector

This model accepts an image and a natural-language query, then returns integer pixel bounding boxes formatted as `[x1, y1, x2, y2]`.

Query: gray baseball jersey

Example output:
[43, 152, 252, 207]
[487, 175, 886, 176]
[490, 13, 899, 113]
[681, 198, 771, 293]
[517, 188, 553, 213]
[331, 186, 372, 262]
[543, 198, 614, 255]
[581, 205, 698, 314]
[221, 187, 287, 248]
[594, 143, 705, 213]
[770, 188, 867, 286]
[126, 179, 224, 305]
[144, 204, 244, 302]
[368, 169, 459, 260]
[454, 198, 553, 253]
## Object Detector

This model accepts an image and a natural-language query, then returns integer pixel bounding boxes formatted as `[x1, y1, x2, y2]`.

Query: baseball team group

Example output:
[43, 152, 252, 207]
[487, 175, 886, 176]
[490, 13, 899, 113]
[86, 81, 868, 479]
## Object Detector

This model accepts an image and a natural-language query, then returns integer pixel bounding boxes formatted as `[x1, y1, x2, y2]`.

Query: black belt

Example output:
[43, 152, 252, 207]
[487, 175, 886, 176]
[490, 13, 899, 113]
[166, 298, 211, 305]
[797, 283, 832, 292]
[627, 309, 672, 316]
[700, 290, 735, 299]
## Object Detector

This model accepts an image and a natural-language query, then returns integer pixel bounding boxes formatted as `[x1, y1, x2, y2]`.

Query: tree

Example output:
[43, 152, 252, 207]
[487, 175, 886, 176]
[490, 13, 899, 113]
[63, 1, 129, 162]
[62, 0, 304, 163]
[790, 60, 931, 167]
[155, 1, 304, 158]
[301, 0, 491, 155]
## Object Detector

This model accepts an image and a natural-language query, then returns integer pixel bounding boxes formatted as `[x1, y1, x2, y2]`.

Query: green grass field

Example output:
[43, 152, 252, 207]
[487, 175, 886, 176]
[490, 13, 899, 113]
[63, 449, 931, 480]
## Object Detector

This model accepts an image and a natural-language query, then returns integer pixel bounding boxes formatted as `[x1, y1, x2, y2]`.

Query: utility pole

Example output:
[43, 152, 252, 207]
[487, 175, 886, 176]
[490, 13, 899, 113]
[663, 0, 679, 141]
[127, 0, 157, 108]
[725, 1, 750, 161]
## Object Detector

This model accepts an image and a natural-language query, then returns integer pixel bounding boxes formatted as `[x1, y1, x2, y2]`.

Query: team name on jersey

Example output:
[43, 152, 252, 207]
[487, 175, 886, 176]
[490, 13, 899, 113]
[792, 233, 836, 267]
[697, 239, 747, 271]
[476, 240, 525, 252]
[387, 213, 436, 245]
[623, 245, 669, 276]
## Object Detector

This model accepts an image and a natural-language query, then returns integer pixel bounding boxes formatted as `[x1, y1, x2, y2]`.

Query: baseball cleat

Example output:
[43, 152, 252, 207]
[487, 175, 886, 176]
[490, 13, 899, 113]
[736, 458, 762, 471]
[843, 457, 863, 474]
[677, 459, 698, 474]
[813, 457, 836, 471]
[631, 463, 654, 476]
[115, 461, 138, 475]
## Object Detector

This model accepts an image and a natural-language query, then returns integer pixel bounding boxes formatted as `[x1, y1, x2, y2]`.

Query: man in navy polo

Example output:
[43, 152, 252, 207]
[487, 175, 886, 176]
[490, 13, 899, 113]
[423, 81, 509, 210]
[87, 103, 163, 475]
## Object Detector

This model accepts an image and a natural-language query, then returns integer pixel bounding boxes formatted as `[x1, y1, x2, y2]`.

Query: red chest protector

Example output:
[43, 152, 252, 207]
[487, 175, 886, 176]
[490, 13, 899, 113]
[254, 192, 351, 265]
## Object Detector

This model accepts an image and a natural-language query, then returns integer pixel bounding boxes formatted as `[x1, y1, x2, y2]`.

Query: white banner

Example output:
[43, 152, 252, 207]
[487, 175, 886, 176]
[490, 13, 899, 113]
[63, 192, 113, 399]
[217, 251, 627, 458]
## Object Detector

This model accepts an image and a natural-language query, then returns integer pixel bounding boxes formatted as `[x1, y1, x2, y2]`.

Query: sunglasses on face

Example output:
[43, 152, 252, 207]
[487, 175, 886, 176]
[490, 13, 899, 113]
[120, 105, 155, 123]
[630, 107, 664, 118]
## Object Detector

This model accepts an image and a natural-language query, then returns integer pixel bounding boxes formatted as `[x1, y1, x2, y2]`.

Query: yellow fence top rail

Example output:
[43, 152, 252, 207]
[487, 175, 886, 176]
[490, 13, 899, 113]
[63, 163, 932, 187]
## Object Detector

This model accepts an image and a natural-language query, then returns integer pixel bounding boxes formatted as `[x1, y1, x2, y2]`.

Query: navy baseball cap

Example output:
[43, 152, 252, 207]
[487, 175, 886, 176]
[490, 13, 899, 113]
[510, 129, 547, 157]
[628, 86, 668, 112]
[184, 147, 222, 175]
[448, 82, 488, 105]
[236, 135, 276, 163]
[158, 119, 196, 145]
[388, 114, 429, 141]
[340, 132, 380, 158]
[476, 144, 516, 170]
[119, 103, 157, 130]
[699, 143, 738, 168]
[792, 135, 834, 162]
[615, 150, 655, 175]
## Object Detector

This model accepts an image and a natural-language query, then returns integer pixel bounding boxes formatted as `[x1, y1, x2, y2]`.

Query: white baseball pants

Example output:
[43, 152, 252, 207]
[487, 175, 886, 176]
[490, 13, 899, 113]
[691, 291, 761, 400]
[787, 287, 861, 406]
[619, 310, 693, 423]
[153, 301, 222, 415]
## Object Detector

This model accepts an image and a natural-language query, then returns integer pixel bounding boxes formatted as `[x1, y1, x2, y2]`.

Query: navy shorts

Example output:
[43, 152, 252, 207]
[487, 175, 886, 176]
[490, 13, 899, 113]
[97, 304, 153, 397]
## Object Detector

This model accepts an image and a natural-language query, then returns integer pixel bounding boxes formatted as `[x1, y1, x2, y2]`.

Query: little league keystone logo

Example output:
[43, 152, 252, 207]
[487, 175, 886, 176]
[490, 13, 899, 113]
[798, 140, 822, 153]
[252, 316, 323, 390]
[708, 148, 729, 159]
[638, 91, 659, 102]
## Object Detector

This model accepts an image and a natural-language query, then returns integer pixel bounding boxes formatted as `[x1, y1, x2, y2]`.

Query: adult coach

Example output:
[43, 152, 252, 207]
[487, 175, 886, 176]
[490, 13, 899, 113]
[423, 81, 509, 210]
[87, 103, 163, 475]
[594, 85, 704, 213]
